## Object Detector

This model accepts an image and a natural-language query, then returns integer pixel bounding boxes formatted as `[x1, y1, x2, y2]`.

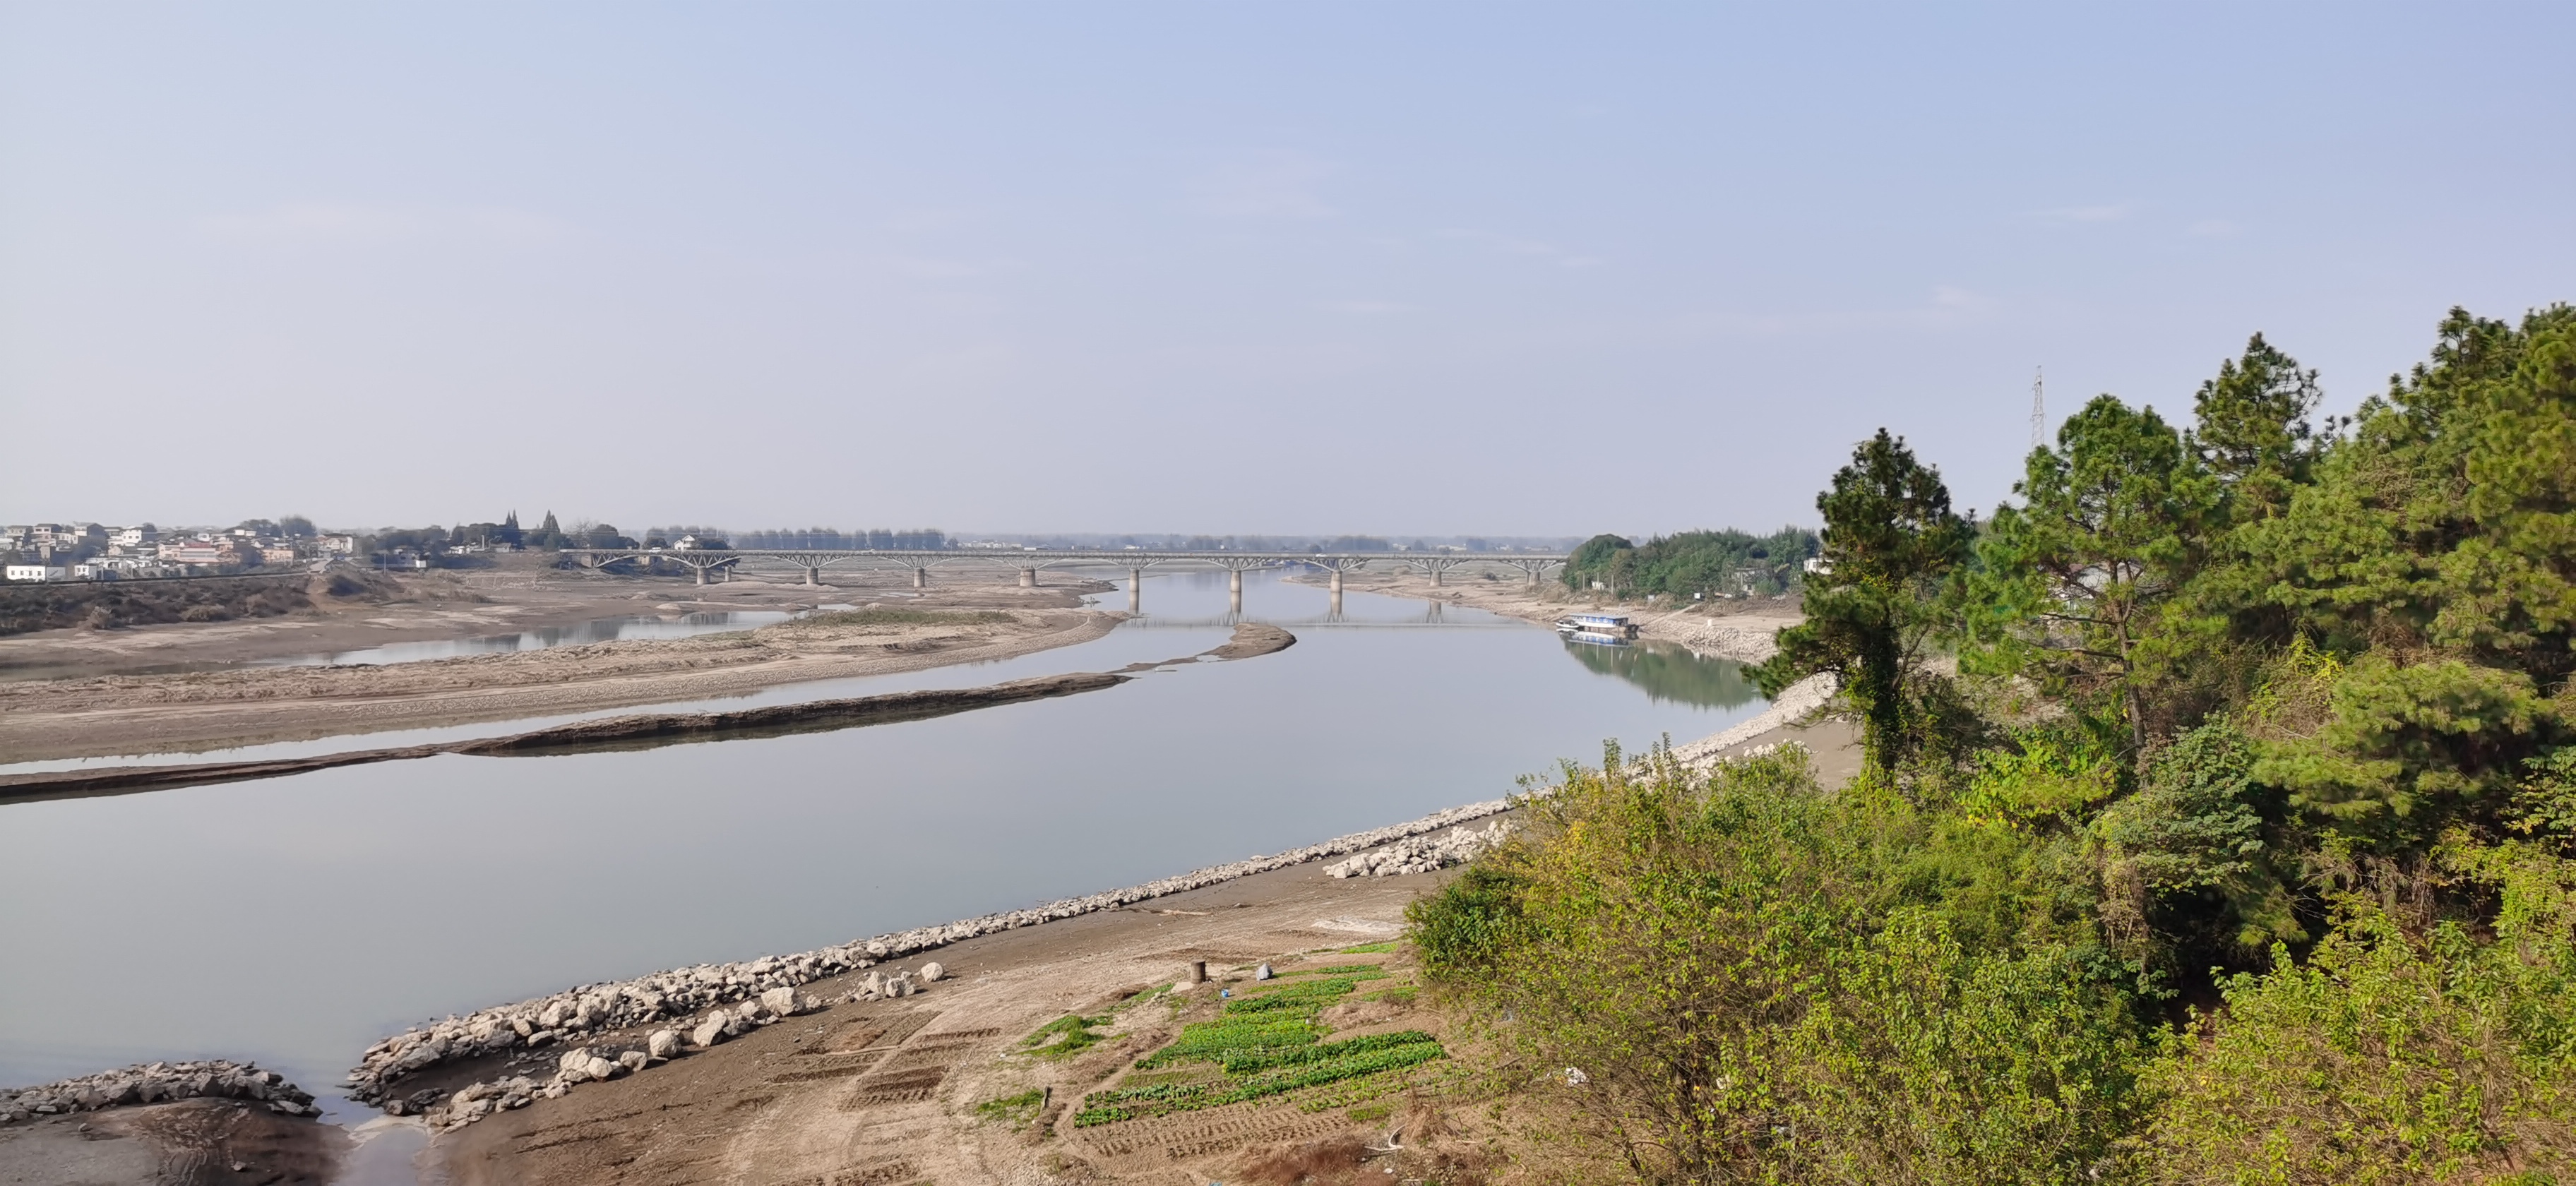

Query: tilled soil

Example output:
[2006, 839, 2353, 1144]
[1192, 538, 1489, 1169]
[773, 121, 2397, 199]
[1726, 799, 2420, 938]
[434, 856, 1456, 1186]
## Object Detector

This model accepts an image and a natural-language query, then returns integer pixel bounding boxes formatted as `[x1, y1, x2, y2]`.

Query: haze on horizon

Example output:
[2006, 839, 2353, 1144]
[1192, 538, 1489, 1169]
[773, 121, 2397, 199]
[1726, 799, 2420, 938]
[2, 2, 2568, 538]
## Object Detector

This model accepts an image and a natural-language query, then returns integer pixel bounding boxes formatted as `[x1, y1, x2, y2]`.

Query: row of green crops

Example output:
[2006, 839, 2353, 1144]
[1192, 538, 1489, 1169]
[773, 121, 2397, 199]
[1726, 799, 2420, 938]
[1133, 1016, 1322, 1069]
[1221, 974, 1387, 1014]
[1073, 1036, 1446, 1126]
[1074, 966, 1444, 1127]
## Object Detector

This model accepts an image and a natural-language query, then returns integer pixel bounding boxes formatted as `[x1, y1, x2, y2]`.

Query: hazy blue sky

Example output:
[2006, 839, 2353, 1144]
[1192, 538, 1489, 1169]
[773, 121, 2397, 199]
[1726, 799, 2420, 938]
[4, 3, 2568, 537]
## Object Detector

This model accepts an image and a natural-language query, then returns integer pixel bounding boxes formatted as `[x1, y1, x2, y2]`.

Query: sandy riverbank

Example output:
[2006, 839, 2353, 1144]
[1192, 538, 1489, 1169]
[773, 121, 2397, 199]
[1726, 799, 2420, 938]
[423, 710, 1861, 1185]
[0, 563, 842, 677]
[0, 573, 1125, 763]
[1301, 567, 1803, 664]
[0, 624, 1297, 802]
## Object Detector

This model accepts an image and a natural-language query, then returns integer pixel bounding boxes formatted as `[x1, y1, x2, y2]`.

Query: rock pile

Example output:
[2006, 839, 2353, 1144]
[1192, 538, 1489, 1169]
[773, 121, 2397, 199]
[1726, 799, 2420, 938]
[397, 978, 892, 1130]
[350, 795, 1523, 1122]
[1324, 819, 1515, 877]
[0, 1061, 317, 1122]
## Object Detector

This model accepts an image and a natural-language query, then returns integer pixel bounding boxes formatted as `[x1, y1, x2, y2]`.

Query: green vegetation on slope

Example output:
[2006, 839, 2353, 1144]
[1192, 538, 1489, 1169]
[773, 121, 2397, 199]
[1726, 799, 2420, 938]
[1418, 305, 2576, 1184]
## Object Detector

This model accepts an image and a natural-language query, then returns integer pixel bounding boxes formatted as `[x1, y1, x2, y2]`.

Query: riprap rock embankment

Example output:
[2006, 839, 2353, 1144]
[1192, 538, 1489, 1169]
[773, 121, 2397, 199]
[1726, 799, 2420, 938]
[349, 795, 1520, 1128]
[0, 1060, 316, 1122]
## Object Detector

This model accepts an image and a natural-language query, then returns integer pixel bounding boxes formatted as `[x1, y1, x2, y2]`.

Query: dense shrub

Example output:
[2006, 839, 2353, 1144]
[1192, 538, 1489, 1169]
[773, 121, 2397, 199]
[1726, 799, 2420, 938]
[1417, 745, 2155, 1184]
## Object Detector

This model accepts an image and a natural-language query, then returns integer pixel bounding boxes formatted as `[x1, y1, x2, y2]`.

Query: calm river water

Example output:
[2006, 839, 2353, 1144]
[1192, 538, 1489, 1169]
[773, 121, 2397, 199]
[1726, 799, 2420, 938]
[0, 569, 1761, 1121]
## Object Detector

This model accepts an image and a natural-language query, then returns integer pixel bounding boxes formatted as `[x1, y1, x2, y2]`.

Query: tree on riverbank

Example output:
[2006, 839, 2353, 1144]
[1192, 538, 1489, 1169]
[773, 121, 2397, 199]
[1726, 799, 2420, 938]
[1757, 429, 1974, 779]
[1414, 304, 2576, 1184]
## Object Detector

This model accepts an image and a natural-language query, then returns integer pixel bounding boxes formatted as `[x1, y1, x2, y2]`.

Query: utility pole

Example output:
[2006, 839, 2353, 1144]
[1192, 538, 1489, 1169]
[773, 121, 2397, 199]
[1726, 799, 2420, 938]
[2030, 366, 2046, 451]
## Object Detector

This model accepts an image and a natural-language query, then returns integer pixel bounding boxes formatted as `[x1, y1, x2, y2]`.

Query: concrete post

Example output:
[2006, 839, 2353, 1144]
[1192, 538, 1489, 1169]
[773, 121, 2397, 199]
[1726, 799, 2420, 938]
[1128, 569, 1144, 613]
[912, 567, 928, 589]
[1019, 568, 1037, 588]
[1189, 960, 1208, 983]
[1229, 569, 1244, 616]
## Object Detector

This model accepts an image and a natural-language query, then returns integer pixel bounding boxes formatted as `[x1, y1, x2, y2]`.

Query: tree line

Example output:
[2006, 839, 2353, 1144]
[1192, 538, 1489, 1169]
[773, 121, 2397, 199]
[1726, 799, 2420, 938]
[1412, 305, 2576, 1182]
[1561, 527, 1821, 599]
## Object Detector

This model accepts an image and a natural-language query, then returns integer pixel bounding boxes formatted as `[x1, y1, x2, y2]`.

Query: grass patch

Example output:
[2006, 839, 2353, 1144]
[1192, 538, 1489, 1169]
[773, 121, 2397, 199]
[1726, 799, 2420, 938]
[975, 1088, 1046, 1124]
[1020, 1014, 1115, 1060]
[1336, 941, 1400, 954]
[1347, 1102, 1393, 1123]
[1229, 974, 1389, 1011]
[1075, 969, 1443, 1127]
[1272, 963, 1384, 978]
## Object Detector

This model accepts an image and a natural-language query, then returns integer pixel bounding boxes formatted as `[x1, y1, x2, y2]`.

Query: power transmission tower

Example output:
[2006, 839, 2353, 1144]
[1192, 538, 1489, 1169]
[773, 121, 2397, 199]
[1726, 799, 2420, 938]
[2029, 366, 2046, 450]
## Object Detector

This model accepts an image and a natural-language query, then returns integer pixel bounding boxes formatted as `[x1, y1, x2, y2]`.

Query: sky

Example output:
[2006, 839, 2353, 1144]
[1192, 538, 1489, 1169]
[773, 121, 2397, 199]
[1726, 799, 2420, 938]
[2, 3, 2570, 539]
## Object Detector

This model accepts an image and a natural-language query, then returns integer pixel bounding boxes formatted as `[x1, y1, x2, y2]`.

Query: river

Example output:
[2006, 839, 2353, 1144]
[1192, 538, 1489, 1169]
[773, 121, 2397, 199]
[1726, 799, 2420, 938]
[0, 569, 1763, 1127]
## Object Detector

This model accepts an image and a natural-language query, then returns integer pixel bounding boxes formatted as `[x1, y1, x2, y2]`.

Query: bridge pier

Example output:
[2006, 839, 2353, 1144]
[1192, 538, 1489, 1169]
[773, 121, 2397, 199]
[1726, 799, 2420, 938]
[1019, 568, 1037, 588]
[693, 565, 708, 587]
[912, 568, 928, 589]
[1129, 568, 1145, 613]
[1229, 569, 1244, 616]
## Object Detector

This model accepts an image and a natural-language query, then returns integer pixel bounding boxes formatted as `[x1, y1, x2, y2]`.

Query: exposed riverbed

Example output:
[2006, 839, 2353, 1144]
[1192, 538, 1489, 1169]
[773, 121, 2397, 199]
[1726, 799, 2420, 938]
[0, 568, 1763, 1132]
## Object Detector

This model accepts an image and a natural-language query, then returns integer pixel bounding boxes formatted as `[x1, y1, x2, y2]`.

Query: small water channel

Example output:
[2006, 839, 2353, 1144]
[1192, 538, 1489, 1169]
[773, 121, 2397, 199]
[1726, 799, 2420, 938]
[0, 569, 1763, 1138]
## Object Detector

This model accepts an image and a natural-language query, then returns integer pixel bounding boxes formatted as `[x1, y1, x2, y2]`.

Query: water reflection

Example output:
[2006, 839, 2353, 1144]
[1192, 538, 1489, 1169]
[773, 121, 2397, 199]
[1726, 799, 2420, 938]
[1561, 637, 1765, 709]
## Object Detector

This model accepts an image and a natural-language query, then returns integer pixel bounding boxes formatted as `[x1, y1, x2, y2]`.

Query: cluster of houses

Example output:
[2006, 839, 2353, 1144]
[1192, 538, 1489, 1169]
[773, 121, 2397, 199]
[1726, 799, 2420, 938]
[1, 522, 357, 582]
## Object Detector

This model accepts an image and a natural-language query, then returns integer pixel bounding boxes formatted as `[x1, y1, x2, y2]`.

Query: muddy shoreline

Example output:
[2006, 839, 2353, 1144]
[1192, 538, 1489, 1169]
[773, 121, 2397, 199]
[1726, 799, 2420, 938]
[1299, 567, 1802, 664]
[0, 623, 1295, 803]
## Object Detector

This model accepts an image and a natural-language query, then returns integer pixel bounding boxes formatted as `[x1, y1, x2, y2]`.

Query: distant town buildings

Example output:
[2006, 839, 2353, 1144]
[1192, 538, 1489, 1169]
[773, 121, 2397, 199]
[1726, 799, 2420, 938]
[1, 520, 344, 581]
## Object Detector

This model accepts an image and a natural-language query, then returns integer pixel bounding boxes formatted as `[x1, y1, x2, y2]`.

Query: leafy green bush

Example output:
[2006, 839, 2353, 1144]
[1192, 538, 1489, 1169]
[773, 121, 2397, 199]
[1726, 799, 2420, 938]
[2147, 910, 2576, 1183]
[1417, 744, 2157, 1184]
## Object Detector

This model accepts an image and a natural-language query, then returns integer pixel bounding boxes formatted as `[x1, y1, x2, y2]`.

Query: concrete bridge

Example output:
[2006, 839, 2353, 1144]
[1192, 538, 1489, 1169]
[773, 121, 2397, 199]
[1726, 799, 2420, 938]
[557, 548, 1569, 613]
